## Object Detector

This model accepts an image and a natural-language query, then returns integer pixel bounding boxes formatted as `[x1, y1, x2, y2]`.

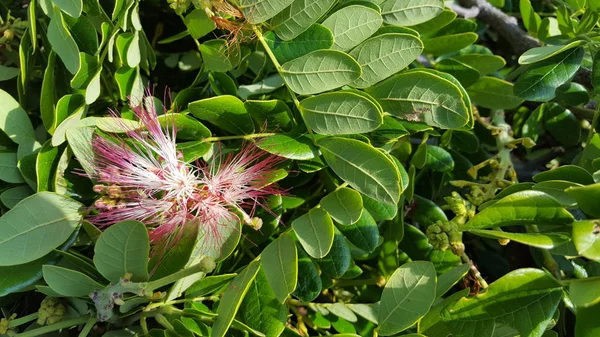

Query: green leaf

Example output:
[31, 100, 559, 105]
[51, 95, 86, 147]
[199, 39, 240, 72]
[378, 261, 437, 336]
[69, 15, 99, 55]
[116, 32, 141, 68]
[186, 274, 236, 298]
[441, 268, 562, 337]
[300, 92, 383, 134]
[436, 263, 470, 298]
[257, 133, 318, 160]
[0, 152, 24, 183]
[271, 0, 336, 40]
[245, 99, 293, 131]
[349, 33, 423, 88]
[514, 47, 584, 102]
[280, 50, 361, 95]
[184, 9, 216, 39]
[572, 220, 600, 260]
[193, 217, 241, 263]
[52, 0, 82, 18]
[576, 302, 600, 337]
[436, 58, 480, 87]
[518, 41, 585, 65]
[149, 225, 198, 280]
[293, 246, 322, 301]
[565, 184, 600, 217]
[237, 0, 295, 24]
[534, 165, 591, 186]
[381, 0, 444, 27]
[411, 9, 456, 36]
[569, 277, 600, 308]
[411, 144, 454, 172]
[0, 185, 33, 209]
[322, 5, 382, 51]
[453, 54, 505, 75]
[467, 76, 524, 110]
[211, 260, 260, 337]
[471, 229, 570, 249]
[320, 187, 363, 225]
[422, 33, 478, 55]
[292, 208, 335, 258]
[264, 24, 334, 64]
[0, 192, 82, 266]
[520, 0, 541, 34]
[555, 82, 589, 106]
[71, 52, 101, 89]
[188, 96, 255, 135]
[337, 209, 380, 253]
[419, 289, 469, 337]
[93, 220, 150, 283]
[48, 7, 80, 74]
[533, 180, 580, 208]
[0, 65, 19, 81]
[317, 228, 351, 278]
[462, 191, 574, 230]
[367, 70, 470, 129]
[240, 269, 287, 337]
[261, 232, 298, 303]
[42, 265, 104, 297]
[318, 137, 401, 205]
[0, 89, 35, 145]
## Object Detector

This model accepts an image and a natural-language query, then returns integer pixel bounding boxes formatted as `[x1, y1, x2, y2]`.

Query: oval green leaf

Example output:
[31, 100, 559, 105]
[320, 187, 363, 225]
[322, 5, 382, 51]
[93, 220, 150, 283]
[381, 0, 444, 27]
[300, 92, 383, 134]
[42, 265, 104, 297]
[514, 47, 584, 102]
[318, 137, 401, 205]
[280, 50, 361, 95]
[470, 229, 571, 249]
[349, 33, 423, 88]
[337, 209, 380, 253]
[261, 232, 298, 303]
[211, 259, 260, 337]
[367, 70, 469, 129]
[317, 227, 351, 278]
[572, 220, 600, 260]
[292, 208, 335, 258]
[188, 96, 254, 135]
[271, 0, 336, 40]
[264, 24, 334, 64]
[467, 76, 524, 110]
[565, 184, 600, 217]
[378, 261, 437, 336]
[257, 133, 319, 160]
[0, 192, 82, 266]
[462, 190, 574, 230]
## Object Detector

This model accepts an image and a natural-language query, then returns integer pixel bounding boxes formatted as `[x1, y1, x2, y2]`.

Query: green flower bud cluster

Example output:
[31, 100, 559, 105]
[426, 220, 465, 256]
[37, 298, 66, 325]
[0, 313, 16, 335]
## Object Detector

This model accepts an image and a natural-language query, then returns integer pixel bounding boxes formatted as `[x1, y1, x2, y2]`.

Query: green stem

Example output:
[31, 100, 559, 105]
[203, 132, 276, 142]
[77, 317, 98, 337]
[7, 313, 39, 328]
[251, 25, 314, 137]
[15, 316, 90, 337]
[146, 257, 215, 291]
[527, 225, 561, 279]
[569, 105, 597, 122]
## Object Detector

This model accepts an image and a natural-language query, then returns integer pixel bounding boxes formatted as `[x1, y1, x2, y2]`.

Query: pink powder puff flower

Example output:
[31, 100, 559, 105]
[88, 96, 285, 250]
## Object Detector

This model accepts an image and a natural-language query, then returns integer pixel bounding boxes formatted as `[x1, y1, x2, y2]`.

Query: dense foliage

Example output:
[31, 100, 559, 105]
[1, 0, 600, 336]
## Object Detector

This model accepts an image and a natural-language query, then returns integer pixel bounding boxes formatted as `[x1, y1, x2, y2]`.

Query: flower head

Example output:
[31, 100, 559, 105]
[87, 96, 285, 251]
